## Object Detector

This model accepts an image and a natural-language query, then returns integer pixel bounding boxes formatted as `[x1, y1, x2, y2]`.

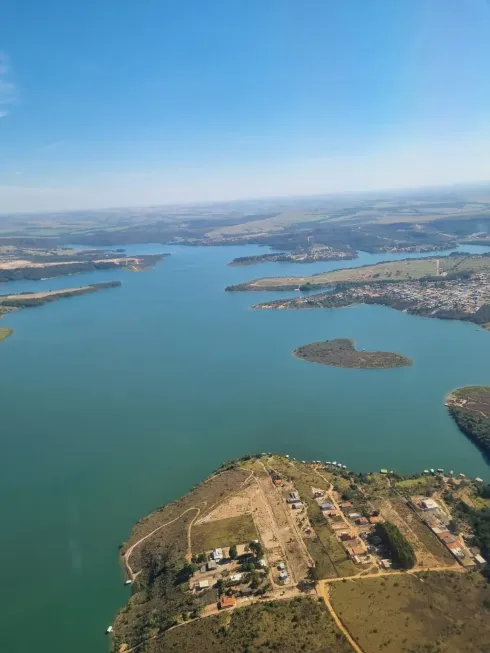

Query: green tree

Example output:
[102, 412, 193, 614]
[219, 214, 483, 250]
[249, 540, 264, 558]
[376, 522, 416, 569]
[229, 544, 238, 559]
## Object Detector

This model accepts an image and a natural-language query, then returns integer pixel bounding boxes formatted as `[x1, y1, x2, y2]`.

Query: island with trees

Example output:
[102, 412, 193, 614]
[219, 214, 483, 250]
[446, 386, 490, 456]
[293, 338, 412, 369]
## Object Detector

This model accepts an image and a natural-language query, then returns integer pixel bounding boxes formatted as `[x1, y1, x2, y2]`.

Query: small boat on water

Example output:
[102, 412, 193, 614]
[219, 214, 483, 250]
[106, 626, 113, 635]
[124, 579, 132, 586]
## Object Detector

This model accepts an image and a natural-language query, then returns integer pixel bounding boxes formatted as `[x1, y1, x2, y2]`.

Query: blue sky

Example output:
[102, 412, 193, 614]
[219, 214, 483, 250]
[1, 0, 490, 212]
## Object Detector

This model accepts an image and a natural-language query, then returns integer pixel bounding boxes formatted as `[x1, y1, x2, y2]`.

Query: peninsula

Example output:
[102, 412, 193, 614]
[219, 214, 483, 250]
[111, 454, 490, 653]
[236, 254, 490, 330]
[446, 386, 490, 456]
[0, 327, 13, 341]
[294, 338, 412, 369]
[0, 281, 121, 318]
[228, 246, 356, 266]
[0, 246, 167, 283]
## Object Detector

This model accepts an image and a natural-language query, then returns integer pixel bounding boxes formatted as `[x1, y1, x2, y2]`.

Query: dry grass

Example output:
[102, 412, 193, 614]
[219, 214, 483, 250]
[191, 514, 257, 553]
[331, 572, 490, 653]
[149, 597, 353, 653]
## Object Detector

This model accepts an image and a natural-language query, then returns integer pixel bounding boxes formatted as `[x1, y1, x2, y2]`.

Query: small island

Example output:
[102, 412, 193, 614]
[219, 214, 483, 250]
[446, 386, 490, 456]
[293, 338, 412, 369]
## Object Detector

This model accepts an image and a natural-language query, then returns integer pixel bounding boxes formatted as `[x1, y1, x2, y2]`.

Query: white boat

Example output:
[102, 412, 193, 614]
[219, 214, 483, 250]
[124, 579, 132, 586]
[106, 626, 113, 634]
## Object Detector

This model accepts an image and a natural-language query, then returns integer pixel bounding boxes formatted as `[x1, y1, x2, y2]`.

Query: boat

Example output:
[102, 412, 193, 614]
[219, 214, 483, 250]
[124, 579, 132, 586]
[106, 626, 113, 635]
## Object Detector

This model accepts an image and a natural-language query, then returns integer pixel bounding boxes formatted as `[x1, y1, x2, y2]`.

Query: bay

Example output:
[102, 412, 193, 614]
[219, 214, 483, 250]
[1, 242, 489, 653]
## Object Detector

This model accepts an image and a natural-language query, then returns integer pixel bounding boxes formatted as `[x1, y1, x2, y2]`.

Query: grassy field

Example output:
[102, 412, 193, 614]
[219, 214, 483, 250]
[150, 597, 353, 653]
[331, 572, 490, 653]
[235, 253, 490, 290]
[0, 327, 12, 341]
[191, 514, 257, 553]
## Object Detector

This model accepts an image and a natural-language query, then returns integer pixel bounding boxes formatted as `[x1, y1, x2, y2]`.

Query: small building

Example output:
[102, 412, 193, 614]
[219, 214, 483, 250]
[369, 516, 382, 525]
[207, 560, 217, 571]
[230, 573, 243, 583]
[273, 478, 283, 487]
[279, 571, 289, 582]
[421, 498, 439, 511]
[348, 545, 365, 557]
[380, 469, 388, 474]
[212, 548, 224, 562]
[197, 580, 210, 590]
[356, 517, 369, 526]
[340, 502, 353, 509]
[348, 512, 362, 520]
[475, 554, 487, 566]
[320, 502, 334, 511]
[277, 562, 286, 570]
[291, 502, 303, 510]
[219, 595, 237, 609]
[380, 559, 392, 569]
[287, 491, 301, 503]
[340, 532, 356, 541]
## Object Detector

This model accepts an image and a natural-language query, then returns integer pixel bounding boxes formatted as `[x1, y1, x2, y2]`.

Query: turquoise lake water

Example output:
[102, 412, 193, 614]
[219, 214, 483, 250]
[1, 243, 489, 653]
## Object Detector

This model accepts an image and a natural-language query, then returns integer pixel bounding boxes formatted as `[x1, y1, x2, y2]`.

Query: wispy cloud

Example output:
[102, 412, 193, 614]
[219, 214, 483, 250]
[0, 52, 16, 118]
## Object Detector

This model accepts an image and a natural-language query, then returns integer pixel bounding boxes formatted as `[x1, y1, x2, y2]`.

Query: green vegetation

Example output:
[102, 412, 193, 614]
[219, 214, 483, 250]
[150, 597, 352, 653]
[447, 386, 490, 456]
[294, 338, 412, 370]
[0, 282, 122, 317]
[375, 521, 416, 569]
[0, 327, 12, 341]
[227, 252, 490, 292]
[191, 514, 257, 553]
[331, 572, 490, 653]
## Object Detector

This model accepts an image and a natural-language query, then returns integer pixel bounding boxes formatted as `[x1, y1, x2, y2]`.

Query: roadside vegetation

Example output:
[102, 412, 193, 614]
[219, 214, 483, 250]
[149, 597, 352, 653]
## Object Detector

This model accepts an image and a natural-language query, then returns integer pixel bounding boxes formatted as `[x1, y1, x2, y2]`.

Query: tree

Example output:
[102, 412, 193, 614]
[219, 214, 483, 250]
[249, 540, 264, 558]
[375, 522, 416, 569]
[229, 544, 238, 559]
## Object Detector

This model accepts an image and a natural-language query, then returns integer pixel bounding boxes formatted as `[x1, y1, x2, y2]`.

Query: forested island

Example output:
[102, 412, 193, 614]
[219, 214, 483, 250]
[446, 387, 490, 457]
[293, 339, 412, 369]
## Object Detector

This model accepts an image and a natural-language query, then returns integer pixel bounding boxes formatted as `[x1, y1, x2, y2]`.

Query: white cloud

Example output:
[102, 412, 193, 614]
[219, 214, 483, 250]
[0, 52, 16, 117]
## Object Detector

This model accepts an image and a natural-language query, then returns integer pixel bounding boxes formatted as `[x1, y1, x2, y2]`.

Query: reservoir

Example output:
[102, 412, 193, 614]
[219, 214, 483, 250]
[1, 243, 489, 653]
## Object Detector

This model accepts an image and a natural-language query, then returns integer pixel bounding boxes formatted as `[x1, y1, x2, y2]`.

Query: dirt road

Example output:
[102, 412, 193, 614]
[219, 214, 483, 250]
[317, 581, 364, 653]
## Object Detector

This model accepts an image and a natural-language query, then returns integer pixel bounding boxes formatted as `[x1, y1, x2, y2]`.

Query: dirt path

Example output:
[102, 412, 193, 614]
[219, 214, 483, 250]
[317, 581, 364, 653]
[321, 563, 465, 584]
[124, 507, 200, 581]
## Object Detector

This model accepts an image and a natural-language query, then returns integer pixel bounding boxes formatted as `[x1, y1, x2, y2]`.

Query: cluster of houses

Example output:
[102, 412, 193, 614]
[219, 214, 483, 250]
[413, 497, 484, 568]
